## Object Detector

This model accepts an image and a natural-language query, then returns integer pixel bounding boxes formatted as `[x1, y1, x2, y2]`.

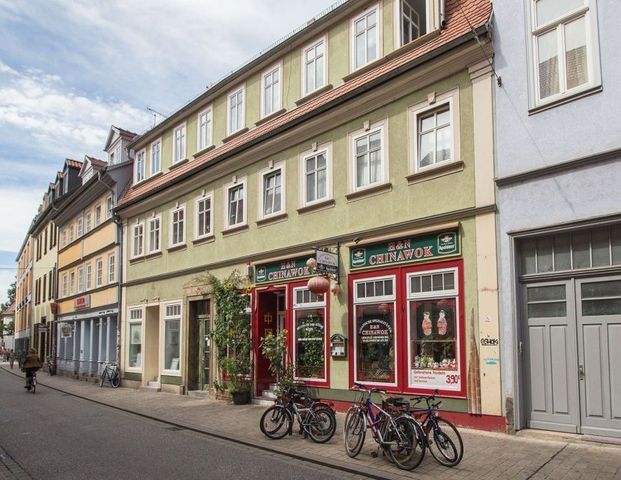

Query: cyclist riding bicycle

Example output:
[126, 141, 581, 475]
[22, 347, 42, 390]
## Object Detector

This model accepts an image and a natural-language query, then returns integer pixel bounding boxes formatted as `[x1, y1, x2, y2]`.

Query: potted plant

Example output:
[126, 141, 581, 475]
[207, 272, 252, 405]
[261, 329, 294, 395]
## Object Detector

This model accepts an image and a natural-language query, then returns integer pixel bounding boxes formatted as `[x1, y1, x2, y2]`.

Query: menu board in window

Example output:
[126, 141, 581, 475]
[355, 303, 396, 384]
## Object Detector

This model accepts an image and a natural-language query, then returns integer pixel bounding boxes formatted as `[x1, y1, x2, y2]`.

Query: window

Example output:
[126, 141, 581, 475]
[407, 268, 460, 391]
[76, 216, 83, 238]
[132, 222, 144, 258]
[106, 195, 114, 219]
[225, 180, 246, 229]
[135, 149, 146, 183]
[197, 108, 213, 151]
[399, 0, 429, 46]
[95, 258, 103, 287]
[227, 86, 245, 135]
[353, 275, 397, 385]
[163, 303, 181, 372]
[173, 123, 186, 164]
[352, 5, 380, 71]
[169, 204, 186, 247]
[86, 263, 92, 290]
[351, 123, 387, 191]
[302, 38, 326, 95]
[147, 215, 161, 253]
[528, 0, 600, 107]
[128, 308, 143, 369]
[195, 194, 213, 239]
[300, 145, 332, 206]
[261, 64, 282, 118]
[77, 266, 84, 293]
[69, 271, 75, 296]
[42, 275, 46, 303]
[259, 164, 285, 218]
[150, 139, 161, 175]
[108, 253, 115, 283]
[95, 205, 102, 226]
[60, 226, 66, 248]
[293, 287, 327, 381]
[68, 223, 74, 243]
[61, 273, 68, 298]
[415, 103, 453, 170]
[85, 212, 92, 233]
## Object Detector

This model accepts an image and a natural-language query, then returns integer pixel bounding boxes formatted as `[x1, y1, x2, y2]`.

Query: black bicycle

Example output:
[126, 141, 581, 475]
[25, 370, 37, 394]
[99, 362, 120, 388]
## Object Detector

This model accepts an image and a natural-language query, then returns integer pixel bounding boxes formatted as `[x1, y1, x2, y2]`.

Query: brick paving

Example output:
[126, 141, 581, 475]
[2, 365, 621, 480]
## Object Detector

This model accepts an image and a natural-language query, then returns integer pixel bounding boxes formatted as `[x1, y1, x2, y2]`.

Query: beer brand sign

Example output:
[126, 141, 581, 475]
[255, 257, 312, 284]
[350, 230, 460, 269]
[74, 295, 91, 310]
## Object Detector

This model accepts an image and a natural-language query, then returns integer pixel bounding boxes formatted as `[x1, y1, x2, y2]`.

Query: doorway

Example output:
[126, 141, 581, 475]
[255, 289, 286, 396]
[187, 300, 211, 392]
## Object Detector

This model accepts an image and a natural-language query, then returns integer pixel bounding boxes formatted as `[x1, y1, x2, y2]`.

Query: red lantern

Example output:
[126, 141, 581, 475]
[307, 275, 330, 294]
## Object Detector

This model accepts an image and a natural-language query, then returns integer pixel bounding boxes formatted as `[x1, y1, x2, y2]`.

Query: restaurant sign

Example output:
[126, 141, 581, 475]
[74, 295, 91, 310]
[255, 257, 312, 284]
[350, 230, 460, 269]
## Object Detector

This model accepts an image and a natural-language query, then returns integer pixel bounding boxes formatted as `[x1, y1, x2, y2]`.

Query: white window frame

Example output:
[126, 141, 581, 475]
[95, 258, 103, 288]
[526, 0, 601, 109]
[60, 226, 66, 248]
[227, 85, 246, 136]
[106, 195, 114, 219]
[224, 178, 247, 230]
[131, 222, 145, 259]
[349, 120, 389, 193]
[394, 0, 437, 48]
[299, 142, 333, 208]
[150, 138, 162, 176]
[95, 205, 102, 226]
[76, 216, 83, 238]
[352, 274, 398, 387]
[260, 62, 283, 119]
[169, 204, 186, 248]
[77, 266, 84, 293]
[292, 286, 327, 382]
[85, 263, 92, 290]
[196, 107, 213, 152]
[350, 3, 382, 72]
[61, 272, 68, 298]
[127, 306, 144, 372]
[85, 211, 92, 233]
[135, 148, 146, 183]
[160, 301, 182, 375]
[147, 214, 162, 254]
[108, 252, 116, 284]
[194, 192, 214, 240]
[301, 36, 328, 96]
[69, 271, 75, 296]
[409, 90, 460, 173]
[257, 162, 286, 220]
[172, 122, 187, 164]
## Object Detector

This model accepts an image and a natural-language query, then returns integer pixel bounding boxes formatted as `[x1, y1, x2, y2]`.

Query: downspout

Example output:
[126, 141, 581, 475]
[440, 0, 447, 29]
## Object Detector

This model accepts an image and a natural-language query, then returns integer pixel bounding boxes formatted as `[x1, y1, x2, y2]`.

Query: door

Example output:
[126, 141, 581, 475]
[187, 300, 210, 391]
[255, 290, 285, 396]
[576, 277, 621, 437]
[523, 281, 580, 432]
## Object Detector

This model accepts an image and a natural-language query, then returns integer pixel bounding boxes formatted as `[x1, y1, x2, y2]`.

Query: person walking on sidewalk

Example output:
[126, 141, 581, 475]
[9, 349, 15, 369]
[22, 348, 42, 390]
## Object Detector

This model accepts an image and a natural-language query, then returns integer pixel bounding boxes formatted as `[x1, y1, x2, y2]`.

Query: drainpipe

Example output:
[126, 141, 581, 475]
[440, 0, 447, 28]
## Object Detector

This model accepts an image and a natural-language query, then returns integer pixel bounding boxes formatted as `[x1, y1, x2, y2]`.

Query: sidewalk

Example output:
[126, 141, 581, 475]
[2, 365, 620, 480]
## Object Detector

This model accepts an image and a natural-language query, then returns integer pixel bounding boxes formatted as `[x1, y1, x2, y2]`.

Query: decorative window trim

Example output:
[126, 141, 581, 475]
[224, 177, 248, 231]
[260, 61, 283, 119]
[194, 192, 214, 241]
[131, 222, 145, 259]
[147, 214, 162, 255]
[150, 138, 162, 176]
[226, 85, 246, 136]
[127, 306, 145, 372]
[408, 89, 460, 175]
[169, 204, 186, 248]
[299, 142, 333, 209]
[257, 161, 286, 221]
[160, 300, 183, 376]
[196, 106, 213, 152]
[348, 120, 389, 194]
[350, 3, 382, 73]
[172, 122, 187, 165]
[301, 36, 328, 97]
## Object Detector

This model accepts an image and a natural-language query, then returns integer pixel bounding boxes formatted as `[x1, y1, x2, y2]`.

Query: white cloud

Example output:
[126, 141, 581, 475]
[0, 187, 43, 251]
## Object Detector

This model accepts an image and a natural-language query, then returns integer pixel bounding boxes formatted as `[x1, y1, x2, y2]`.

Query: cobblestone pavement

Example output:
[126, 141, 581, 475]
[1, 365, 620, 480]
[0, 446, 31, 480]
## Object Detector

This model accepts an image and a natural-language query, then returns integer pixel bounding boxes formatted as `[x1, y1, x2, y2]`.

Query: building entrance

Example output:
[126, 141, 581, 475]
[255, 289, 285, 397]
[188, 300, 211, 392]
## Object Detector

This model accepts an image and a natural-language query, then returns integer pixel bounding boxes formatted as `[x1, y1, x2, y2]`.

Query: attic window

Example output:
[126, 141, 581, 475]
[400, 0, 429, 46]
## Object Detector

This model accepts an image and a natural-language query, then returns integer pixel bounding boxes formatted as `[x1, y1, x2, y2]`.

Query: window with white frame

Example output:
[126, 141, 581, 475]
[225, 180, 246, 229]
[95, 205, 102, 226]
[352, 5, 380, 70]
[227, 87, 245, 135]
[260, 165, 284, 218]
[293, 287, 327, 381]
[195, 194, 213, 239]
[135, 149, 146, 183]
[108, 253, 115, 283]
[301, 146, 331, 206]
[77, 266, 84, 293]
[106, 196, 114, 219]
[76, 216, 83, 238]
[399, 0, 429, 46]
[353, 275, 397, 385]
[147, 215, 161, 253]
[261, 64, 281, 117]
[60, 226, 66, 248]
[128, 308, 143, 369]
[86, 263, 92, 290]
[61, 273, 68, 298]
[95, 258, 103, 287]
[352, 124, 386, 191]
[132, 223, 144, 258]
[69, 271, 75, 296]
[414, 102, 453, 170]
[151, 139, 161, 175]
[197, 108, 213, 151]
[85, 211, 92, 233]
[163, 303, 181, 372]
[170, 204, 185, 247]
[303, 38, 326, 95]
[173, 123, 186, 164]
[529, 0, 599, 106]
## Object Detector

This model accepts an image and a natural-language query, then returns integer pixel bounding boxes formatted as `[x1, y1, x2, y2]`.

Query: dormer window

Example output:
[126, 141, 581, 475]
[173, 123, 186, 164]
[400, 0, 428, 46]
[135, 149, 146, 183]
[352, 5, 380, 71]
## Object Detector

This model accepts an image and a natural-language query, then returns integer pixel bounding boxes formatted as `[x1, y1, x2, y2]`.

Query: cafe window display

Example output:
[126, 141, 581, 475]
[293, 287, 327, 381]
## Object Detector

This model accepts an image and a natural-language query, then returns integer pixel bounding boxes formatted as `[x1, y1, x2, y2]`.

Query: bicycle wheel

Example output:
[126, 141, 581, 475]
[99, 369, 106, 387]
[111, 371, 120, 388]
[307, 407, 336, 443]
[384, 417, 425, 470]
[260, 405, 292, 440]
[344, 408, 366, 458]
[31, 377, 36, 394]
[427, 417, 463, 467]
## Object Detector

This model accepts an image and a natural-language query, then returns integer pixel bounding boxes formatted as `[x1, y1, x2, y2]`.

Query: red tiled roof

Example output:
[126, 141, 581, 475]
[65, 158, 83, 169]
[119, 0, 491, 208]
[86, 156, 107, 169]
[1, 302, 15, 316]
[114, 125, 139, 139]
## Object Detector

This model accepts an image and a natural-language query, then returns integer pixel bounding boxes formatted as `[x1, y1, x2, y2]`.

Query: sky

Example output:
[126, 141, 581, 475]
[0, 0, 339, 304]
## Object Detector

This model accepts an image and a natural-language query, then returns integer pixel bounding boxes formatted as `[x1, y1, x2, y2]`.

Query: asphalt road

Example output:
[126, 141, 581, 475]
[0, 369, 345, 480]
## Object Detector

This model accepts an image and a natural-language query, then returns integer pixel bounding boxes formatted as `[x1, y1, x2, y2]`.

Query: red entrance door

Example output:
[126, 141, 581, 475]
[255, 289, 285, 396]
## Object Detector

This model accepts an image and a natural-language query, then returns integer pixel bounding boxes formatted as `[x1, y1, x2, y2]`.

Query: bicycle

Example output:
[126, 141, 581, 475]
[25, 370, 37, 394]
[99, 362, 120, 388]
[343, 383, 425, 470]
[260, 387, 336, 443]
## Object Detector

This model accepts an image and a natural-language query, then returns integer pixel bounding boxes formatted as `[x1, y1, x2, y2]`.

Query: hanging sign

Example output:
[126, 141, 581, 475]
[255, 257, 312, 284]
[350, 230, 460, 269]
[315, 250, 338, 275]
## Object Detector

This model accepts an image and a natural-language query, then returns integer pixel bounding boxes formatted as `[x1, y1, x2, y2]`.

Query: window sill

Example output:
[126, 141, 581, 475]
[256, 212, 288, 227]
[345, 183, 392, 202]
[406, 161, 464, 185]
[528, 84, 602, 115]
[385, 30, 441, 62]
[295, 84, 334, 106]
[255, 108, 287, 127]
[223, 127, 249, 144]
[144, 251, 163, 260]
[167, 243, 187, 253]
[297, 199, 336, 215]
[129, 256, 145, 265]
[222, 224, 249, 236]
[133, 177, 149, 187]
[343, 58, 389, 83]
[149, 171, 163, 180]
[192, 235, 215, 246]
[169, 158, 189, 171]
[193, 144, 216, 159]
